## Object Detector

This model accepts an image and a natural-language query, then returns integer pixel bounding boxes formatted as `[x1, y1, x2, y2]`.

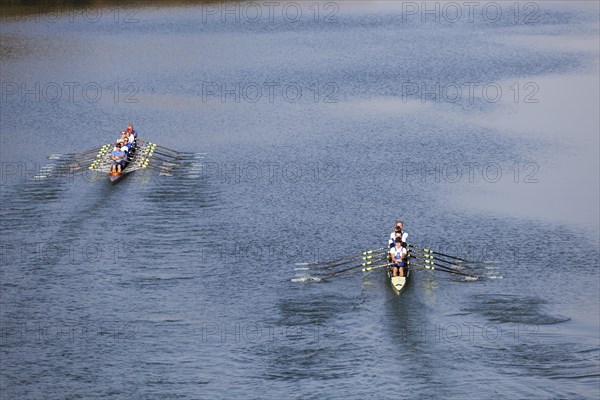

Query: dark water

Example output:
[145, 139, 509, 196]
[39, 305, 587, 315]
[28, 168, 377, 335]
[1, 2, 599, 399]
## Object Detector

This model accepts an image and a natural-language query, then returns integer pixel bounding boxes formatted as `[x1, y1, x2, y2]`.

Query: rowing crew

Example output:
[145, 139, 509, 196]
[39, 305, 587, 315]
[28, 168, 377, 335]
[110, 124, 136, 175]
[389, 220, 408, 278]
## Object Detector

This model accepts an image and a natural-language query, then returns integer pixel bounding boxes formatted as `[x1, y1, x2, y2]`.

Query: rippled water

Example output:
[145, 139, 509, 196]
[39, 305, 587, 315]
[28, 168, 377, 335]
[1, 2, 599, 399]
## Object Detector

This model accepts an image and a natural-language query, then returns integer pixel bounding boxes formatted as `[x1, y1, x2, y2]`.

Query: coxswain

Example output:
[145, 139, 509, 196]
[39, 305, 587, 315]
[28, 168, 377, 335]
[389, 220, 408, 246]
[110, 143, 126, 175]
[390, 237, 408, 278]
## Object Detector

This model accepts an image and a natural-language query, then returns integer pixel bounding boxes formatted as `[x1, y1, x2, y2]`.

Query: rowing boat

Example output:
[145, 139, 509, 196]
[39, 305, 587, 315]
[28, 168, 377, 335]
[109, 139, 137, 183]
[35, 133, 200, 182]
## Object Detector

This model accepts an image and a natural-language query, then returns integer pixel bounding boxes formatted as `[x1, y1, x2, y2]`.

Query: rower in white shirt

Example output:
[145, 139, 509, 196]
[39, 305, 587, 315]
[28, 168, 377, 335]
[389, 220, 408, 246]
[390, 237, 408, 277]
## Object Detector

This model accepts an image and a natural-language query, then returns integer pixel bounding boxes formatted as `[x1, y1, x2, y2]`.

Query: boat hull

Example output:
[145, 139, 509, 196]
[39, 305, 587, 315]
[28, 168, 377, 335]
[388, 268, 410, 295]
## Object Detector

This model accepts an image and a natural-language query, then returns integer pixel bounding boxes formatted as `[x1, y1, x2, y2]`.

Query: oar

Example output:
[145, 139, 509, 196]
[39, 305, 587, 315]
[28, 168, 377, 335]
[360, 262, 393, 273]
[135, 145, 201, 165]
[328, 257, 389, 277]
[131, 153, 182, 171]
[43, 153, 111, 176]
[134, 162, 176, 176]
[326, 262, 392, 277]
[294, 252, 388, 271]
[414, 259, 479, 278]
[409, 245, 473, 263]
[138, 139, 180, 153]
[133, 160, 178, 171]
[138, 145, 181, 160]
[419, 264, 478, 279]
[131, 152, 181, 166]
[410, 251, 464, 270]
[46, 146, 112, 169]
[49, 144, 111, 160]
[409, 252, 461, 270]
[46, 151, 112, 171]
[411, 251, 476, 274]
[295, 247, 387, 266]
[137, 139, 182, 155]
[88, 145, 116, 168]
[128, 151, 173, 164]
[132, 155, 179, 172]
[90, 155, 114, 170]
[137, 140, 202, 160]
[129, 148, 165, 166]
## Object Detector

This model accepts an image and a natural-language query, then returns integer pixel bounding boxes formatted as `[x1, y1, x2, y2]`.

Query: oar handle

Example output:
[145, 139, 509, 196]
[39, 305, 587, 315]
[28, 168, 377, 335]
[362, 263, 392, 272]
[361, 248, 385, 255]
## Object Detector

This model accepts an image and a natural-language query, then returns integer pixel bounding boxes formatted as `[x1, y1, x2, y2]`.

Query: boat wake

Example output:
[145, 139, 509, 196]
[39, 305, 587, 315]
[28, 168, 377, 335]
[291, 275, 324, 283]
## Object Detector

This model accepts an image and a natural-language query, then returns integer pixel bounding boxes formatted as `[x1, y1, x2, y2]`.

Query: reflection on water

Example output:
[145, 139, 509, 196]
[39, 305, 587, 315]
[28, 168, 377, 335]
[464, 294, 571, 325]
[448, 72, 600, 234]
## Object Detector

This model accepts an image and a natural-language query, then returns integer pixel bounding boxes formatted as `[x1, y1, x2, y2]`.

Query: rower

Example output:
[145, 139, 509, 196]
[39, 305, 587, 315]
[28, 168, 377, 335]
[390, 237, 408, 278]
[121, 139, 131, 154]
[110, 143, 126, 175]
[125, 123, 136, 137]
[389, 220, 408, 246]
